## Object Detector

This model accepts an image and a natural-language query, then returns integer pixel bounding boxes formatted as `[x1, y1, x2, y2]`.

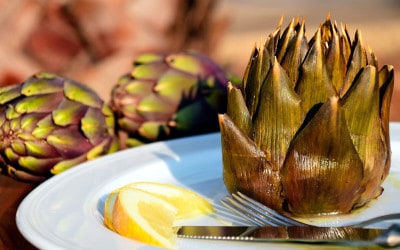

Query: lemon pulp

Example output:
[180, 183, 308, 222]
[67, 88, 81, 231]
[104, 182, 213, 249]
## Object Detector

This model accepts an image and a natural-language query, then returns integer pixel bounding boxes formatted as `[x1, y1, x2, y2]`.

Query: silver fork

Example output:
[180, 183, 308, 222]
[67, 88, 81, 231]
[221, 191, 400, 228]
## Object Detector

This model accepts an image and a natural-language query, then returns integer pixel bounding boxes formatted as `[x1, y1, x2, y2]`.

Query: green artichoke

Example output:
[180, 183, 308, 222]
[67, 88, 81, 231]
[219, 17, 394, 216]
[0, 72, 119, 182]
[110, 51, 230, 147]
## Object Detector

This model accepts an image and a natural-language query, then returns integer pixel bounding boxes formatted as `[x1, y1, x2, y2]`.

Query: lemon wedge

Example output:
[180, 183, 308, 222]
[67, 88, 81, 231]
[104, 182, 213, 249]
[103, 189, 119, 230]
[120, 182, 213, 219]
[111, 188, 178, 248]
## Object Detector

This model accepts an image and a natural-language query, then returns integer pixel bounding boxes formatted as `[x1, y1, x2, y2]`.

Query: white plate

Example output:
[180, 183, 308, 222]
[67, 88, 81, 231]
[17, 123, 400, 250]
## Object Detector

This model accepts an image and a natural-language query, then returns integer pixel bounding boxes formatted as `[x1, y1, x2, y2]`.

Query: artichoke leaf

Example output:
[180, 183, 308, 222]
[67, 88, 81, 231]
[10, 139, 26, 155]
[219, 114, 284, 210]
[86, 138, 114, 160]
[341, 66, 381, 157]
[18, 156, 62, 175]
[281, 96, 364, 215]
[341, 66, 380, 140]
[155, 70, 198, 101]
[137, 95, 173, 120]
[107, 136, 120, 154]
[5, 106, 20, 120]
[379, 65, 395, 137]
[16, 132, 36, 141]
[24, 140, 61, 158]
[241, 25, 281, 111]
[53, 99, 88, 126]
[280, 19, 308, 87]
[167, 53, 203, 75]
[242, 45, 270, 117]
[295, 28, 336, 112]
[4, 148, 20, 163]
[379, 65, 394, 181]
[324, 22, 346, 92]
[21, 77, 63, 96]
[32, 115, 56, 138]
[15, 93, 64, 114]
[35, 71, 57, 79]
[64, 81, 102, 109]
[252, 58, 303, 168]
[51, 154, 87, 175]
[46, 127, 94, 158]
[319, 16, 334, 45]
[51, 139, 118, 175]
[81, 107, 109, 145]
[123, 80, 153, 95]
[138, 121, 167, 141]
[226, 82, 252, 136]
[339, 23, 352, 69]
[118, 117, 141, 133]
[134, 53, 164, 64]
[340, 30, 368, 97]
[341, 66, 386, 205]
[368, 49, 379, 70]
[276, 18, 296, 62]
[0, 111, 4, 128]
[20, 113, 47, 131]
[121, 102, 141, 117]
[260, 29, 280, 85]
[7, 165, 46, 182]
[101, 104, 116, 132]
[9, 117, 20, 131]
[0, 84, 22, 104]
[131, 63, 168, 80]
[126, 137, 146, 148]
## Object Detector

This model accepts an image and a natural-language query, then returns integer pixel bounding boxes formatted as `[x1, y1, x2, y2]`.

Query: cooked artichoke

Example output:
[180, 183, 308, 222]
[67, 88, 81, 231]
[0, 72, 119, 182]
[219, 17, 394, 216]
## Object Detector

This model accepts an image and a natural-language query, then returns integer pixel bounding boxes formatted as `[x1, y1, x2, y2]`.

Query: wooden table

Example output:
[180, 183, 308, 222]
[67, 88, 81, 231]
[0, 174, 38, 250]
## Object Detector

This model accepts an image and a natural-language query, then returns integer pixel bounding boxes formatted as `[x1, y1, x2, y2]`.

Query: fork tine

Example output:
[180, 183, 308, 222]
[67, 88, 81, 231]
[221, 199, 267, 226]
[230, 194, 287, 226]
[222, 192, 308, 227]
[236, 192, 307, 227]
[222, 195, 283, 226]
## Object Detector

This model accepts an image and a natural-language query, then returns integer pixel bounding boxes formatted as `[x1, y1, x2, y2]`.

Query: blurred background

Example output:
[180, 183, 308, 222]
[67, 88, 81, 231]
[1, 0, 399, 119]
[0, 2, 399, 248]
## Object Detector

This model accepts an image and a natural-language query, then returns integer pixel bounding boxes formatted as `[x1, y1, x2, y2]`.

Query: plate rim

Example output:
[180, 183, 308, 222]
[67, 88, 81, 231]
[16, 123, 400, 249]
[16, 132, 224, 250]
